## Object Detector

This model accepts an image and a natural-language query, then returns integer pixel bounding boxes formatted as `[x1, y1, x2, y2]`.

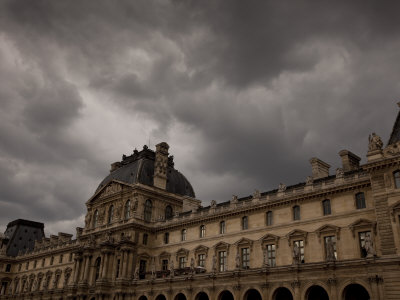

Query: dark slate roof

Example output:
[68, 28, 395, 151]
[388, 109, 400, 145]
[3, 219, 45, 257]
[96, 146, 195, 198]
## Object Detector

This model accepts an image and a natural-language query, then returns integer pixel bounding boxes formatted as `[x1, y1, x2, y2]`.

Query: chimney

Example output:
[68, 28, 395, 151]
[339, 150, 361, 172]
[309, 157, 330, 179]
[154, 142, 169, 190]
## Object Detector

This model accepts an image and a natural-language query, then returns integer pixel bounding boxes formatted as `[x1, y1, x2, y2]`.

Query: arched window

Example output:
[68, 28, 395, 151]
[165, 205, 173, 220]
[242, 216, 248, 230]
[144, 200, 152, 222]
[266, 211, 273, 226]
[355, 192, 366, 209]
[93, 210, 99, 228]
[200, 225, 206, 238]
[181, 229, 187, 241]
[108, 205, 114, 224]
[219, 221, 225, 234]
[125, 200, 131, 220]
[322, 199, 331, 215]
[95, 257, 101, 280]
[293, 205, 300, 220]
[394, 171, 400, 188]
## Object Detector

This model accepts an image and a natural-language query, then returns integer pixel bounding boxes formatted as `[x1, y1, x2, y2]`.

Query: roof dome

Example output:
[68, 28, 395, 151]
[96, 145, 195, 198]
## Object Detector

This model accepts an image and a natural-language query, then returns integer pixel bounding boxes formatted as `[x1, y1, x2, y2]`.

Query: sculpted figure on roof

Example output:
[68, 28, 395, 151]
[368, 132, 383, 151]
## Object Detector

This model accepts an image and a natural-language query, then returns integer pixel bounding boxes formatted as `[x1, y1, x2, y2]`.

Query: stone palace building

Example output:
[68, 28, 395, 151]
[1, 105, 400, 300]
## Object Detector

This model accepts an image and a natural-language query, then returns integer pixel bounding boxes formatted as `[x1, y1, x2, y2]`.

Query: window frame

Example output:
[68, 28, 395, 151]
[293, 205, 300, 221]
[242, 216, 248, 230]
[322, 199, 331, 216]
[241, 247, 250, 269]
[358, 231, 371, 258]
[164, 232, 169, 244]
[394, 170, 400, 188]
[93, 210, 99, 228]
[108, 205, 114, 224]
[355, 192, 366, 209]
[142, 233, 148, 245]
[124, 200, 131, 220]
[218, 251, 227, 272]
[144, 199, 153, 222]
[219, 221, 226, 234]
[266, 244, 276, 267]
[266, 211, 273, 226]
[324, 235, 337, 260]
[198, 253, 206, 267]
[181, 229, 187, 241]
[199, 225, 206, 238]
[293, 240, 305, 263]
[165, 205, 173, 220]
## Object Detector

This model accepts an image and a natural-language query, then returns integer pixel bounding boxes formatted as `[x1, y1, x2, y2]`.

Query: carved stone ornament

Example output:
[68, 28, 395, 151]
[231, 195, 238, 204]
[335, 168, 344, 179]
[278, 183, 287, 192]
[210, 200, 217, 208]
[100, 183, 122, 198]
[253, 189, 261, 199]
[368, 132, 383, 151]
[306, 176, 313, 185]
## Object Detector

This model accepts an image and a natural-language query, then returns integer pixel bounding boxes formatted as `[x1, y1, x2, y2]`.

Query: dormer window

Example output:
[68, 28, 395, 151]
[124, 200, 131, 220]
[165, 205, 173, 220]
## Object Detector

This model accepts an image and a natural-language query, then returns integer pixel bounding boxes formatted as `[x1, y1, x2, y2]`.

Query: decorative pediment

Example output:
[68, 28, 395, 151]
[87, 180, 130, 204]
[315, 224, 341, 240]
[213, 241, 230, 255]
[176, 248, 189, 260]
[390, 200, 400, 222]
[64, 268, 72, 275]
[158, 251, 171, 263]
[194, 245, 209, 257]
[55, 269, 62, 276]
[259, 233, 280, 248]
[137, 252, 151, 260]
[234, 238, 254, 251]
[286, 229, 308, 246]
[348, 218, 377, 237]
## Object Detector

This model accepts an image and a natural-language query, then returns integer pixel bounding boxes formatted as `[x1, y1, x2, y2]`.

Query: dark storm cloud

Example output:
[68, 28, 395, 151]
[0, 0, 400, 233]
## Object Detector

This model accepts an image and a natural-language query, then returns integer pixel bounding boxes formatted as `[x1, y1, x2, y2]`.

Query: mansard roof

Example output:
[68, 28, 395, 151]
[388, 105, 400, 145]
[96, 145, 195, 198]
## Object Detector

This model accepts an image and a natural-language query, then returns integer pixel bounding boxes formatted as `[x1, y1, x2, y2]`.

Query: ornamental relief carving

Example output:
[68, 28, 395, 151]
[99, 183, 122, 198]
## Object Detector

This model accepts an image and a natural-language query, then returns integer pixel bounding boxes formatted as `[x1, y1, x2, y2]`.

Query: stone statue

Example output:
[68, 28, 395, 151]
[278, 183, 287, 192]
[212, 255, 217, 272]
[231, 195, 238, 204]
[326, 239, 336, 261]
[253, 189, 261, 199]
[364, 233, 376, 257]
[368, 132, 383, 151]
[335, 168, 344, 179]
[306, 176, 313, 185]
[105, 231, 114, 243]
[293, 243, 300, 264]
[169, 260, 174, 278]
[84, 213, 91, 228]
[190, 257, 195, 273]
[235, 251, 241, 269]
[32, 279, 38, 292]
[151, 259, 156, 279]
[133, 265, 139, 280]
[210, 200, 217, 208]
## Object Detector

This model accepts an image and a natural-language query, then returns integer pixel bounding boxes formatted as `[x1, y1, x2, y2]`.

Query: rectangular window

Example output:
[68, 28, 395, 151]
[142, 233, 148, 245]
[220, 221, 225, 234]
[25, 262, 29, 270]
[242, 216, 248, 230]
[200, 225, 205, 238]
[50, 256, 54, 266]
[181, 229, 187, 241]
[322, 199, 331, 215]
[164, 232, 169, 244]
[218, 251, 227, 272]
[69, 253, 73, 262]
[198, 254, 205, 267]
[18, 264, 22, 272]
[59, 254, 63, 264]
[394, 171, 400, 188]
[42, 258, 45, 267]
[293, 206, 300, 220]
[139, 260, 146, 279]
[162, 259, 169, 271]
[179, 257, 186, 269]
[324, 236, 337, 260]
[33, 260, 37, 268]
[359, 231, 371, 258]
[294, 240, 305, 263]
[266, 244, 276, 267]
[266, 211, 273, 226]
[356, 193, 366, 209]
[241, 248, 250, 269]
[5, 264, 11, 272]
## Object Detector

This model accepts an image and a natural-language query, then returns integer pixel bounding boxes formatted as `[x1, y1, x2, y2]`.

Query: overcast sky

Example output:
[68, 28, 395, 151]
[0, 0, 399, 236]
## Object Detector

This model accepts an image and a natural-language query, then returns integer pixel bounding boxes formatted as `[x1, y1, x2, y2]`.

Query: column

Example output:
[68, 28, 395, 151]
[83, 254, 92, 282]
[102, 252, 109, 279]
[122, 250, 129, 278]
[73, 257, 82, 283]
[127, 251, 134, 279]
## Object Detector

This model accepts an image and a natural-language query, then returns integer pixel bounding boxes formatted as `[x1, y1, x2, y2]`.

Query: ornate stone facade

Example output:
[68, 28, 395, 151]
[2, 108, 400, 300]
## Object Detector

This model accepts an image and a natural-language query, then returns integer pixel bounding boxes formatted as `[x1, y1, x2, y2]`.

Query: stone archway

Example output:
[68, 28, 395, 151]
[306, 285, 329, 300]
[156, 295, 167, 300]
[138, 296, 148, 300]
[218, 290, 234, 300]
[273, 287, 293, 300]
[195, 292, 210, 300]
[243, 289, 262, 300]
[174, 293, 187, 300]
[343, 284, 370, 300]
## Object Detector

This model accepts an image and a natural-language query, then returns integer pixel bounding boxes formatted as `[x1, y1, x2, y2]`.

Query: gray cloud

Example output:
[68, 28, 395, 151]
[0, 0, 399, 234]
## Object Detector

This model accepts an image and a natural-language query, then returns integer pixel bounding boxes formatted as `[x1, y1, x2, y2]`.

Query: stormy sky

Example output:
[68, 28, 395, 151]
[0, 0, 399, 235]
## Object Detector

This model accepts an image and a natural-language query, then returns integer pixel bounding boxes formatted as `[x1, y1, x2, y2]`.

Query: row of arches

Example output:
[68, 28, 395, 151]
[137, 284, 370, 300]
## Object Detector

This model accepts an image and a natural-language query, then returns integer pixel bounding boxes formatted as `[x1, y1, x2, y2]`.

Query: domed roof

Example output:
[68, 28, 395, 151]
[96, 145, 195, 198]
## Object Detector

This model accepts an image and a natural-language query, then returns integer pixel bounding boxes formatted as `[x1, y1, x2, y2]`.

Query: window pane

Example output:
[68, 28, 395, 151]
[200, 225, 205, 238]
[165, 205, 173, 220]
[294, 240, 304, 263]
[220, 221, 225, 234]
[241, 248, 250, 269]
[162, 259, 169, 271]
[394, 171, 400, 188]
[356, 193, 366, 209]
[198, 254, 205, 267]
[359, 231, 371, 258]
[267, 244, 276, 267]
[181, 229, 186, 241]
[324, 236, 337, 260]
[293, 206, 300, 220]
[218, 251, 226, 272]
[242, 216, 248, 230]
[323, 200, 331, 215]
[144, 200, 152, 221]
[266, 211, 273, 226]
